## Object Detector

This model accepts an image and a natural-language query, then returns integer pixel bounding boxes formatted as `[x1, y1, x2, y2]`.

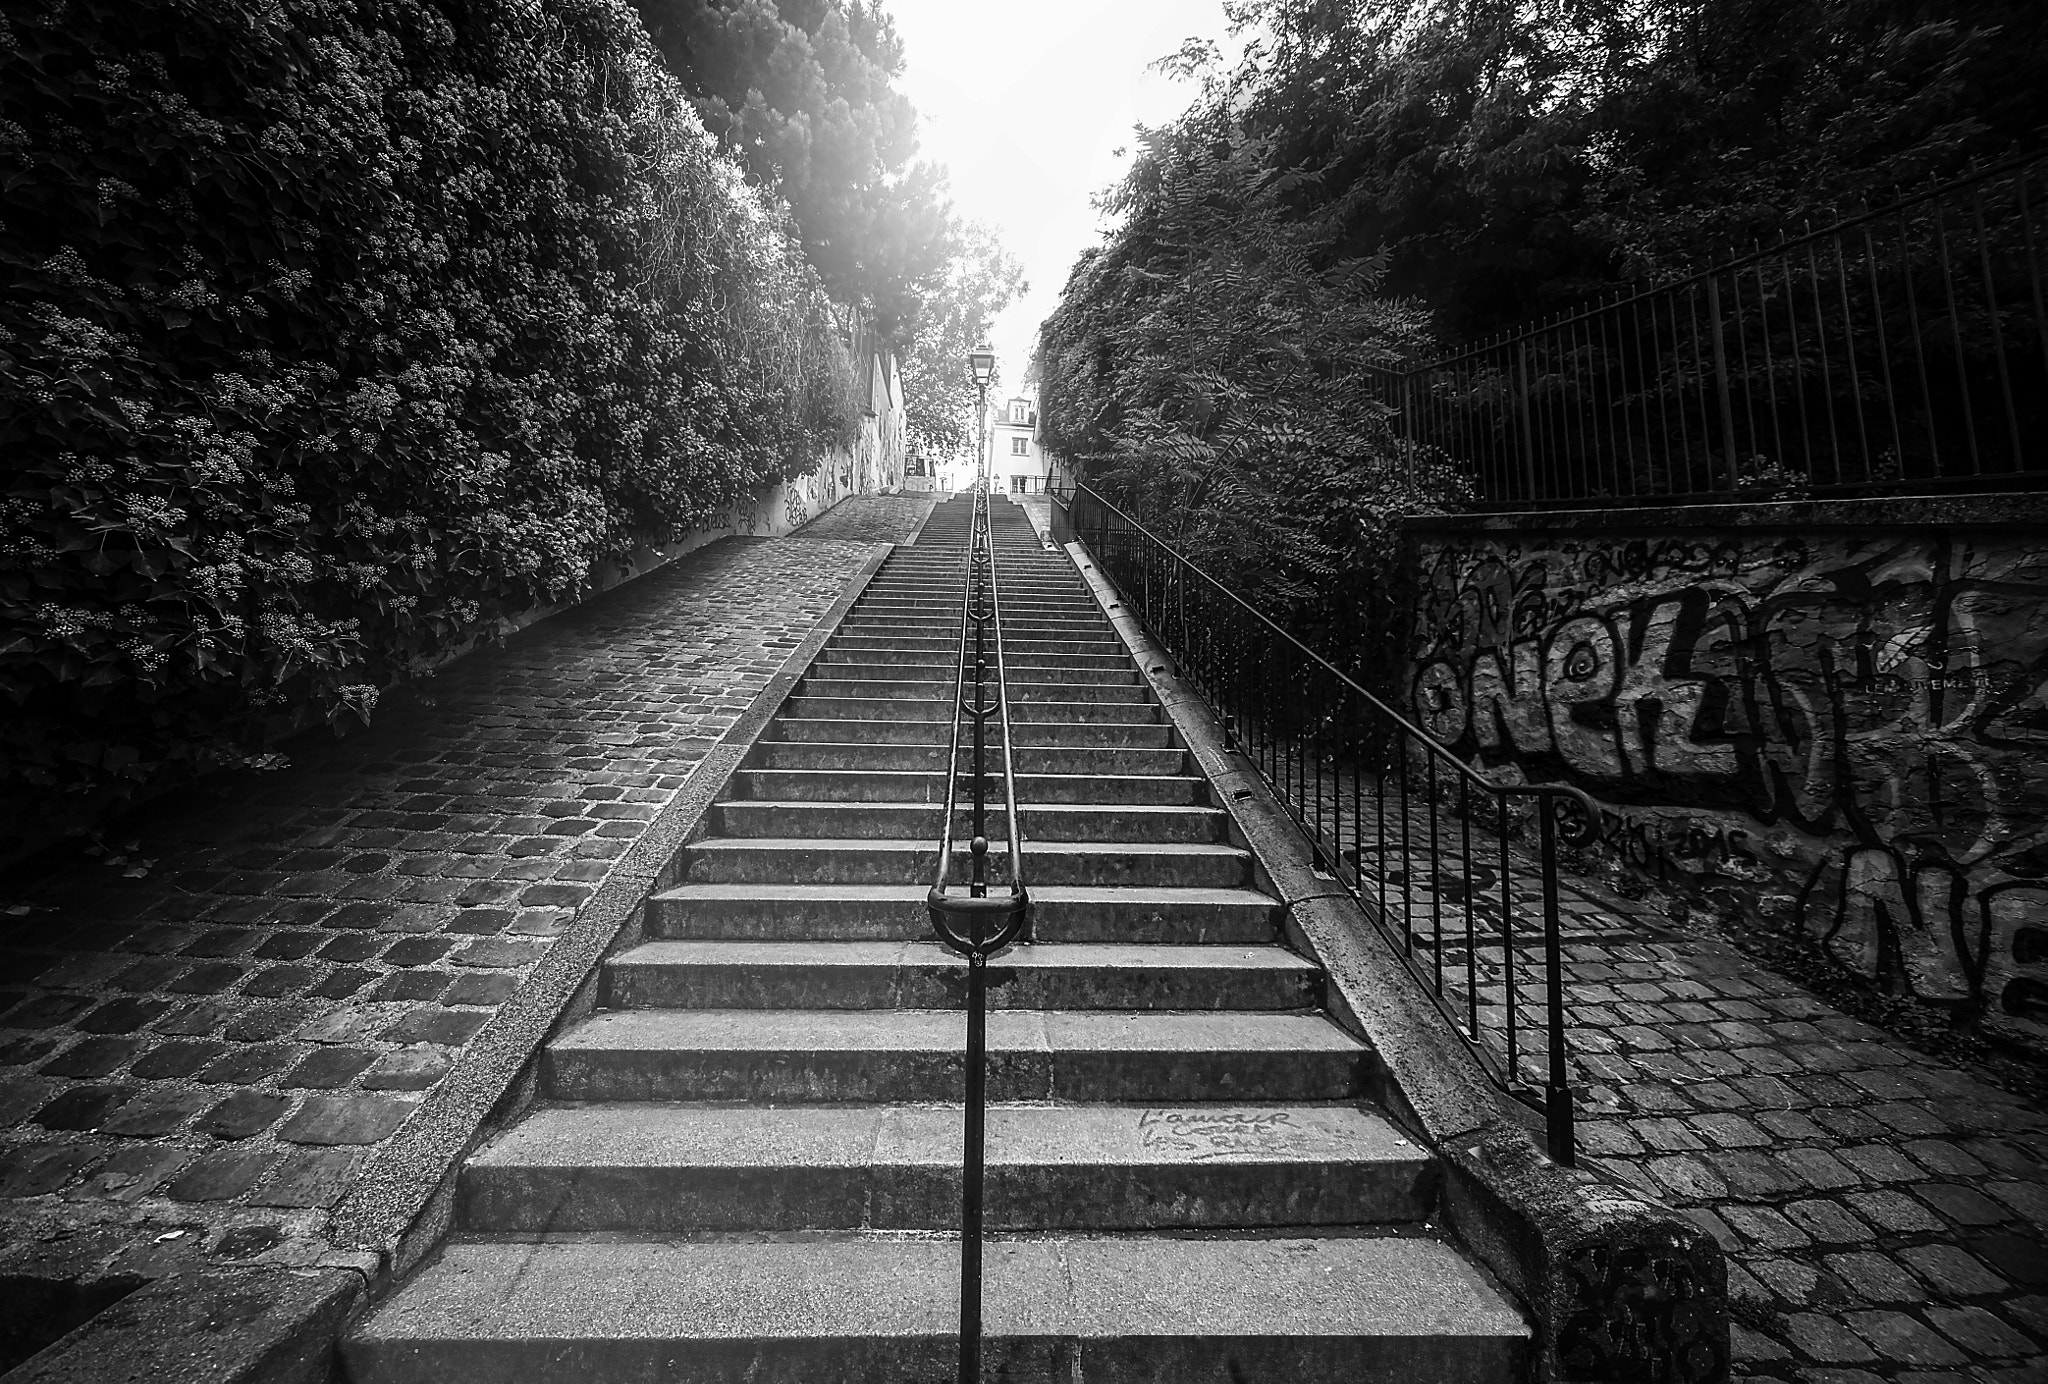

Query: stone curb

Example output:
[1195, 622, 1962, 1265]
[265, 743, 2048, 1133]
[322, 542, 893, 1282]
[900, 498, 937, 546]
[1062, 540, 1730, 1384]
[0, 1264, 360, 1384]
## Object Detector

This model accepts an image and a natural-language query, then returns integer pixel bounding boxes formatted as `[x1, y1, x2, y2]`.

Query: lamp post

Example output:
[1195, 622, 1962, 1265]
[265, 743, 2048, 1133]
[967, 345, 995, 495]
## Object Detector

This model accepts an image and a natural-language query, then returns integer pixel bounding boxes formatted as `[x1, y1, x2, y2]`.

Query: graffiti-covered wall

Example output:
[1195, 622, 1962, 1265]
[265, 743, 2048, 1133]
[1405, 498, 2048, 1043]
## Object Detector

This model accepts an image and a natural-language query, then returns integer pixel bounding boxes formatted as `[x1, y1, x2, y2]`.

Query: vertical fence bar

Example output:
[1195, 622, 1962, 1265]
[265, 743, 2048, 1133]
[1972, 185, 2025, 471]
[1932, 201, 1984, 477]
[1707, 274, 1741, 491]
[1539, 796, 1575, 1167]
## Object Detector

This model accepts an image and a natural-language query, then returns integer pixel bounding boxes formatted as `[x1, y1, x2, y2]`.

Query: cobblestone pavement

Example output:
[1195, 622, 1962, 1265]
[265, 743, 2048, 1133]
[790, 492, 934, 543]
[1557, 897, 2048, 1384]
[1359, 826, 2048, 1381]
[0, 535, 876, 1287]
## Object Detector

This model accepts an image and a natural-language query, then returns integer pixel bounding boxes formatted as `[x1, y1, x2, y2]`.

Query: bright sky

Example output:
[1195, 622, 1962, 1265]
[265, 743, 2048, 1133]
[886, 0, 1243, 394]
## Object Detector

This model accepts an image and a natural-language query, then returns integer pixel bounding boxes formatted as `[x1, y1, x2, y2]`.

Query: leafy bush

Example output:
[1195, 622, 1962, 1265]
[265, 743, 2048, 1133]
[1037, 118, 1466, 690]
[0, 0, 859, 839]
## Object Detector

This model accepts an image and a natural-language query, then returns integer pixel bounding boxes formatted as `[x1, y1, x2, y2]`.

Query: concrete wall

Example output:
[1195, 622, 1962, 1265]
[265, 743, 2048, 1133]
[1403, 495, 2048, 1044]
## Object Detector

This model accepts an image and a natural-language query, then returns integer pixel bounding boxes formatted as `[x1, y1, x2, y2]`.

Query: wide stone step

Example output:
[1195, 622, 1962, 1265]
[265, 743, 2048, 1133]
[682, 838, 1250, 888]
[602, 940, 1316, 1010]
[459, 1102, 1429, 1232]
[732, 768, 1203, 804]
[543, 1008, 1365, 1101]
[769, 718, 1174, 749]
[345, 1236, 1527, 1384]
[796, 678, 1150, 705]
[710, 801, 1225, 843]
[857, 598, 1100, 614]
[748, 741, 1186, 774]
[642, 883, 1278, 943]
[784, 695, 1157, 725]
[817, 647, 1135, 673]
[813, 661, 1141, 687]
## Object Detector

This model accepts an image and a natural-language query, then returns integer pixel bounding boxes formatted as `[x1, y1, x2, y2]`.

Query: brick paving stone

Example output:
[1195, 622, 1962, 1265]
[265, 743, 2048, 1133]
[1845, 1312, 1969, 1367]
[166, 1147, 275, 1202]
[1923, 1306, 2037, 1358]
[1784, 1312, 1880, 1364]
[1900, 1244, 2010, 1297]
[195, 1091, 291, 1140]
[1824, 1252, 1931, 1304]
[0, 531, 877, 1277]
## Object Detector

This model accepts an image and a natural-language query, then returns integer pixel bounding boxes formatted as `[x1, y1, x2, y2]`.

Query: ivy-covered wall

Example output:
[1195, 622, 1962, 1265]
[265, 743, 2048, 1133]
[0, 0, 873, 845]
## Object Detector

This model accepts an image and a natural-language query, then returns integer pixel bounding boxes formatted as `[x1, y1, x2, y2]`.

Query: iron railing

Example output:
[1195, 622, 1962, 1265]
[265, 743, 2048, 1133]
[927, 482, 1027, 1384]
[1370, 153, 2048, 506]
[1057, 483, 1596, 1164]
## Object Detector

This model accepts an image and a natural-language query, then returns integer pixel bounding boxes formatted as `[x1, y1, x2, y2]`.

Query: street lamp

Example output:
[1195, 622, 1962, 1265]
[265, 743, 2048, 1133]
[967, 345, 995, 494]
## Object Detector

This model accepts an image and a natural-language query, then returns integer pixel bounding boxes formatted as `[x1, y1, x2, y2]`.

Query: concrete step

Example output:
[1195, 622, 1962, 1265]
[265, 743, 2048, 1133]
[459, 1102, 1430, 1232]
[811, 661, 1141, 687]
[768, 718, 1174, 749]
[783, 695, 1157, 725]
[857, 597, 1100, 614]
[747, 741, 1186, 775]
[710, 801, 1225, 843]
[816, 647, 1135, 673]
[795, 678, 1150, 705]
[602, 940, 1317, 1010]
[643, 883, 1279, 943]
[681, 838, 1250, 888]
[542, 1008, 1366, 1102]
[732, 768, 1204, 804]
[345, 1236, 1527, 1384]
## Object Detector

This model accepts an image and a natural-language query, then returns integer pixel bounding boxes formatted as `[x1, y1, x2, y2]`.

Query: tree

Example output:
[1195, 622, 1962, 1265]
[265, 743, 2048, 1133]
[896, 220, 1024, 460]
[1206, 0, 2048, 335]
[633, 0, 953, 340]
[1037, 115, 1461, 683]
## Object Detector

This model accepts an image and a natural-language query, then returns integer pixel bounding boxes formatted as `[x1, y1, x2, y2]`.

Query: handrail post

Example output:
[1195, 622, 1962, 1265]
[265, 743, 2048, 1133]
[928, 484, 1030, 1384]
[1539, 795, 1576, 1167]
[959, 945, 986, 1384]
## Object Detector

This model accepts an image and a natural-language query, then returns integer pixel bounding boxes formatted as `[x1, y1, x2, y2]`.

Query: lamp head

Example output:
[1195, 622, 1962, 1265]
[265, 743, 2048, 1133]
[967, 345, 996, 389]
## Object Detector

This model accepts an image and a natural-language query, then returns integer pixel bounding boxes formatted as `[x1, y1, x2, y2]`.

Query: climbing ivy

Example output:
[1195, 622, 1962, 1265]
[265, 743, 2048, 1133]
[0, 0, 859, 836]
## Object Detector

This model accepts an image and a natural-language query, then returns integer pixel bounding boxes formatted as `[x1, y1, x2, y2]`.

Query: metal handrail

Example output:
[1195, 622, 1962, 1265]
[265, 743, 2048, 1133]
[929, 482, 1028, 926]
[1064, 482, 1596, 1164]
[926, 482, 1027, 1384]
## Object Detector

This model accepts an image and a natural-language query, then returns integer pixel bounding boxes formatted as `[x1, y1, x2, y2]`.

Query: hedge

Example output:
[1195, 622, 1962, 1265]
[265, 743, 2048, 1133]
[0, 0, 859, 840]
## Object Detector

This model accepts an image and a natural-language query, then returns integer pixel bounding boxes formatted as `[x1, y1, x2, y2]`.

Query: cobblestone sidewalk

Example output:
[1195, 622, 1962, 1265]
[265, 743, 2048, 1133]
[1555, 892, 2048, 1383]
[791, 492, 934, 543]
[0, 535, 877, 1297]
[1309, 762, 2046, 1381]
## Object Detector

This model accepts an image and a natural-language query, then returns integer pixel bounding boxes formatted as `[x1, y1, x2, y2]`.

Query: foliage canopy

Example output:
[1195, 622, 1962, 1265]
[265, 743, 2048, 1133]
[0, 0, 858, 835]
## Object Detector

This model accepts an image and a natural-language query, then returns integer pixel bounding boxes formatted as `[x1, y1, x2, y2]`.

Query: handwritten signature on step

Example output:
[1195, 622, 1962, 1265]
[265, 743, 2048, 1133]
[1137, 1108, 1295, 1160]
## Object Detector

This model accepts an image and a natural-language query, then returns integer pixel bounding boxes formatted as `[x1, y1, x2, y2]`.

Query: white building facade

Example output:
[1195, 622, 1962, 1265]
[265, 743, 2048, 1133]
[988, 392, 1047, 494]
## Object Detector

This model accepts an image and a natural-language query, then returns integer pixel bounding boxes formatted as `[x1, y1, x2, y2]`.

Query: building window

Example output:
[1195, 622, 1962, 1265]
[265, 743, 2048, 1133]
[1011, 475, 1031, 493]
[1010, 436, 1029, 456]
[1010, 401, 1028, 424]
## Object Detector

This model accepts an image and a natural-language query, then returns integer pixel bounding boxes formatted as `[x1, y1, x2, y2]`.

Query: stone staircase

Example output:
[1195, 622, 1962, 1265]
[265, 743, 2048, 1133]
[343, 496, 1529, 1383]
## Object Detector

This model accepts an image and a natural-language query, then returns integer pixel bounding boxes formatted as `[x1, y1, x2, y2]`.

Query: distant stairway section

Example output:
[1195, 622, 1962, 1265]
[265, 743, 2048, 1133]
[343, 496, 1530, 1383]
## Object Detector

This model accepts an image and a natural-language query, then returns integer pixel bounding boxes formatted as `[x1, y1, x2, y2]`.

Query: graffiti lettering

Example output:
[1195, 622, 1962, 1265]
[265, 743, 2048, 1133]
[1410, 529, 2048, 1040]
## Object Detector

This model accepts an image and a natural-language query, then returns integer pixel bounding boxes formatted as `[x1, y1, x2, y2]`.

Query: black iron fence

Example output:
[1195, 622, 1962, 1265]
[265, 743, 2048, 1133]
[1370, 154, 2048, 507]
[1058, 483, 1597, 1165]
